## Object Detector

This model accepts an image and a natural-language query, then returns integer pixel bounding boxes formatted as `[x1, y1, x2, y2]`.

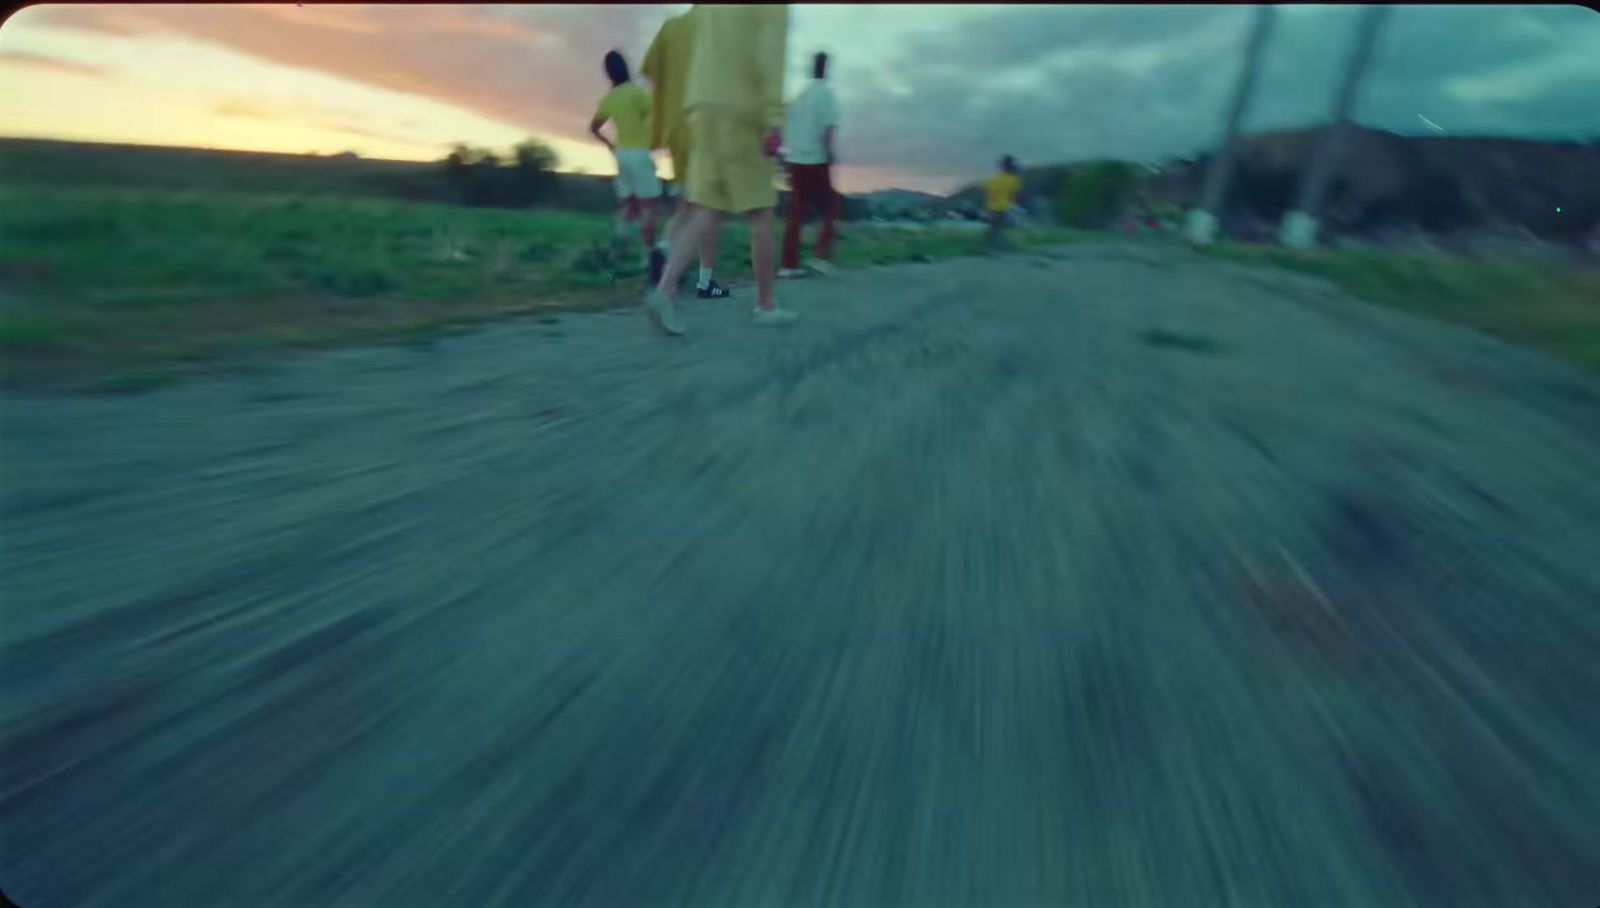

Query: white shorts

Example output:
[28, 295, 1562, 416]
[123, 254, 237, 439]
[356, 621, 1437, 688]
[613, 148, 662, 201]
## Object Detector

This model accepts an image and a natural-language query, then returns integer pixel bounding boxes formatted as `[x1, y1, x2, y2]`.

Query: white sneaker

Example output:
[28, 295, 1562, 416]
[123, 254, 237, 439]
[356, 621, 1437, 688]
[645, 291, 686, 336]
[752, 306, 799, 326]
[777, 268, 809, 280]
[805, 258, 837, 276]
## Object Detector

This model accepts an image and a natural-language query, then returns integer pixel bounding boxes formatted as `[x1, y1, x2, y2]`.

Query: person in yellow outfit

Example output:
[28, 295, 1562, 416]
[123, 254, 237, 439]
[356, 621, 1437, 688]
[640, 7, 728, 299]
[985, 155, 1023, 250]
[646, 4, 794, 336]
[590, 51, 662, 270]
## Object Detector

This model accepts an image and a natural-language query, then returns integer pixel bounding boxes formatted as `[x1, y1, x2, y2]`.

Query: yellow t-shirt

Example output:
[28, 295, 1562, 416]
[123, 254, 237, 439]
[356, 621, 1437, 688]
[985, 172, 1021, 213]
[595, 83, 653, 150]
[683, 4, 789, 129]
[640, 9, 697, 149]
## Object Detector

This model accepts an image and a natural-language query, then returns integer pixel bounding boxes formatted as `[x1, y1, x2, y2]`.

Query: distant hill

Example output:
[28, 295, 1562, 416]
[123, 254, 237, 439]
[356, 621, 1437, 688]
[1, 138, 952, 222]
[1165, 127, 1600, 240]
[0, 137, 619, 213]
[854, 188, 945, 215]
[954, 128, 1600, 241]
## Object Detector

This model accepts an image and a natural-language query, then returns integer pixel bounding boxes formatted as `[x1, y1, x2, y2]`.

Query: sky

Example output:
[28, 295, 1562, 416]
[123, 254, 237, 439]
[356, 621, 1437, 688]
[1, 4, 1596, 194]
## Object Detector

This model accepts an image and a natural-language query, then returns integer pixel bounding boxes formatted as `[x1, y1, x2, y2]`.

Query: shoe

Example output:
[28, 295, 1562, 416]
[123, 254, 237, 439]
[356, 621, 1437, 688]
[752, 306, 798, 326]
[645, 291, 686, 336]
[777, 268, 809, 280]
[648, 248, 665, 288]
[697, 280, 731, 299]
[805, 258, 836, 276]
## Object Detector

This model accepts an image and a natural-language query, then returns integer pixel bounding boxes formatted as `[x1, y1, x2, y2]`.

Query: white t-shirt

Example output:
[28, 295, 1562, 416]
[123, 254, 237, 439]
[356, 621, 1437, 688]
[783, 80, 839, 166]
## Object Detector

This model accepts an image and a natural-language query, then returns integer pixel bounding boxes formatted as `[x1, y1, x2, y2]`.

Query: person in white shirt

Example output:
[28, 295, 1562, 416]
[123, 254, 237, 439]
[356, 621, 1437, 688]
[779, 52, 840, 278]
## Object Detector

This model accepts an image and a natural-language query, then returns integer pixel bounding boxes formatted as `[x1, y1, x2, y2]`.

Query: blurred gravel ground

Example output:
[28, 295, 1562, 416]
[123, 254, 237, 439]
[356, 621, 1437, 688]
[2, 248, 1598, 907]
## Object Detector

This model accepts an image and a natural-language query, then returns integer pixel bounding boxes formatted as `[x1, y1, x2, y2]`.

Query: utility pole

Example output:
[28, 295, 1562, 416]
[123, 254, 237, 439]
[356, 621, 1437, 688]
[1279, 4, 1391, 248]
[1184, 5, 1277, 246]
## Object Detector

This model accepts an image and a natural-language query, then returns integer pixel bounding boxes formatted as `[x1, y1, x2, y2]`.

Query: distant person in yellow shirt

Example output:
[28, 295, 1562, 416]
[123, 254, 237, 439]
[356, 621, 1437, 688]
[985, 155, 1022, 250]
[590, 50, 662, 274]
[640, 8, 729, 300]
[647, 4, 795, 336]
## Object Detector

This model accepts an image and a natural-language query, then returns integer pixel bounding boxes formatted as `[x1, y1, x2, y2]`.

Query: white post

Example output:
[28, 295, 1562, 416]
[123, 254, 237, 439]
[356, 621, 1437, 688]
[1185, 6, 1277, 246]
[1279, 5, 1390, 249]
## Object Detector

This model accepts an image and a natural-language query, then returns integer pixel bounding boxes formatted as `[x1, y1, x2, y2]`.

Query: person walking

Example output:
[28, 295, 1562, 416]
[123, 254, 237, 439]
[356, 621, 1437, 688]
[646, 4, 796, 336]
[985, 155, 1023, 251]
[589, 51, 662, 270]
[778, 51, 840, 279]
[640, 7, 729, 298]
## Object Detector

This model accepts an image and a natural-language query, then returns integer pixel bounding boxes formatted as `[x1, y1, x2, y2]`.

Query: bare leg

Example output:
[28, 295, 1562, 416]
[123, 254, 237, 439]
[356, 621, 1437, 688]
[748, 207, 776, 311]
[698, 207, 722, 271]
[666, 195, 691, 249]
[617, 198, 639, 242]
[655, 206, 712, 297]
[640, 197, 659, 250]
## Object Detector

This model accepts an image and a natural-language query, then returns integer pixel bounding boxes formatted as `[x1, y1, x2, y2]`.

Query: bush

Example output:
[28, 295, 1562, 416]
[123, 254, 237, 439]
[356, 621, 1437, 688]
[443, 140, 560, 209]
[1053, 161, 1139, 229]
[568, 240, 623, 277]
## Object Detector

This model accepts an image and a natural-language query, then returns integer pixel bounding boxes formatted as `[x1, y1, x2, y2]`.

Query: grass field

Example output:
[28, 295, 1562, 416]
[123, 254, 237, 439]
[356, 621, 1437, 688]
[0, 185, 1081, 388]
[1200, 243, 1600, 372]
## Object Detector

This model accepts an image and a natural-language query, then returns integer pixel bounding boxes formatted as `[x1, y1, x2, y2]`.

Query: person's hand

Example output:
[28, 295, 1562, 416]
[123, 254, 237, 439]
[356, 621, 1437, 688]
[763, 129, 782, 158]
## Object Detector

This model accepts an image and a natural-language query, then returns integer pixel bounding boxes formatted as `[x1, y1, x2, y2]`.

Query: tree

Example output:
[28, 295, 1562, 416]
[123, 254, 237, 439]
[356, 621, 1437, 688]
[441, 140, 560, 208]
[840, 194, 870, 222]
[508, 140, 559, 205]
[1053, 161, 1140, 229]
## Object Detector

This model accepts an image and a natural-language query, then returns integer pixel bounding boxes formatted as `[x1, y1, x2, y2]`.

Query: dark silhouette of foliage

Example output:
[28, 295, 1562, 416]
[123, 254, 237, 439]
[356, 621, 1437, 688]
[1053, 161, 1139, 228]
[443, 140, 560, 208]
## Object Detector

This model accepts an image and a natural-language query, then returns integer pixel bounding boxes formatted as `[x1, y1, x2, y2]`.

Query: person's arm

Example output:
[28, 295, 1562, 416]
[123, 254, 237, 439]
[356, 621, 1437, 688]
[589, 112, 614, 153]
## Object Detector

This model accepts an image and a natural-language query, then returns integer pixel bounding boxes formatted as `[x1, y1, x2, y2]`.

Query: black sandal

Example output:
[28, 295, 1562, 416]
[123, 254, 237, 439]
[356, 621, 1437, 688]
[697, 280, 731, 299]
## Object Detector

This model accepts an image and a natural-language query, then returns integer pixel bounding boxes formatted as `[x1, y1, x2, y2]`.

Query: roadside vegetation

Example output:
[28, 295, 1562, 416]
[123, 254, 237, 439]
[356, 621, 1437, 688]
[2, 138, 1594, 389]
[0, 185, 1078, 388]
[1200, 243, 1600, 371]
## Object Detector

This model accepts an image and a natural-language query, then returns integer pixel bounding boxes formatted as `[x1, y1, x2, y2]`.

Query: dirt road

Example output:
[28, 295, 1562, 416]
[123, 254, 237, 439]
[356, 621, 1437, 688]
[3, 246, 1599, 907]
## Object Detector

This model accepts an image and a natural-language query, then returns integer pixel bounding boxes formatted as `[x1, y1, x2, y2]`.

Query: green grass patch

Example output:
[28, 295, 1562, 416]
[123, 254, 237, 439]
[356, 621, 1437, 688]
[1201, 243, 1600, 372]
[0, 311, 96, 352]
[0, 184, 1094, 387]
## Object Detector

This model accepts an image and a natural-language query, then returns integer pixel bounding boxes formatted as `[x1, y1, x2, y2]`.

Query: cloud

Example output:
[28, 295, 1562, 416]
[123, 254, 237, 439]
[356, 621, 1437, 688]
[211, 95, 446, 152]
[831, 4, 1600, 189]
[830, 6, 1252, 178]
[35, 4, 679, 144]
[0, 48, 108, 79]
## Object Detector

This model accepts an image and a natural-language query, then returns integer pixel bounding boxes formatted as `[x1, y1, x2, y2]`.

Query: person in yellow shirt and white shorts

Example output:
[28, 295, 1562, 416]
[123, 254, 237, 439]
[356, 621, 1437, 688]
[590, 51, 662, 273]
[646, 4, 796, 336]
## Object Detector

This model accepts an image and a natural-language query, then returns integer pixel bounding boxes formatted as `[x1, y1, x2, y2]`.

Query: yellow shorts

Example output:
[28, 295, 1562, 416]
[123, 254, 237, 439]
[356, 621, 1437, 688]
[666, 128, 691, 193]
[683, 105, 776, 214]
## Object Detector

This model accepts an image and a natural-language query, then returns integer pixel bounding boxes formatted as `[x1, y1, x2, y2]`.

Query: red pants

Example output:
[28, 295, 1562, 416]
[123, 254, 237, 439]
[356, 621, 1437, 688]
[781, 163, 838, 269]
